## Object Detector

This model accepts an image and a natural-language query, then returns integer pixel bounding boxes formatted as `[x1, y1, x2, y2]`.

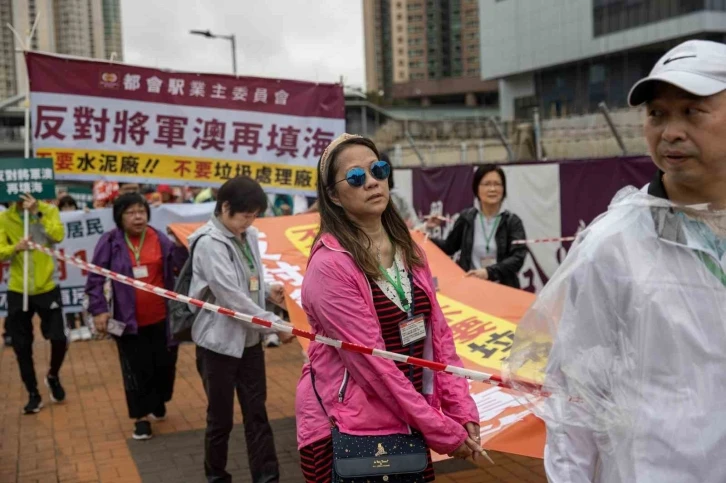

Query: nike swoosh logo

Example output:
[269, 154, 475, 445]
[663, 55, 697, 65]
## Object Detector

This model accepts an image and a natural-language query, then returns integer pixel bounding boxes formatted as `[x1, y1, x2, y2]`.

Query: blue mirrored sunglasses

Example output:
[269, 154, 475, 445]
[334, 160, 391, 188]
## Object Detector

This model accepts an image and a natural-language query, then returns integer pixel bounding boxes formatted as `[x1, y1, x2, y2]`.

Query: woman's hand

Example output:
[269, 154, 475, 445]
[449, 439, 474, 459]
[465, 269, 489, 280]
[268, 284, 285, 309]
[449, 425, 482, 460]
[279, 331, 296, 344]
[268, 284, 286, 307]
[449, 436, 482, 460]
[465, 422, 480, 443]
[424, 214, 447, 229]
[93, 313, 111, 333]
[424, 215, 446, 229]
[462, 422, 494, 465]
[19, 193, 39, 215]
[449, 427, 492, 464]
[14, 238, 30, 253]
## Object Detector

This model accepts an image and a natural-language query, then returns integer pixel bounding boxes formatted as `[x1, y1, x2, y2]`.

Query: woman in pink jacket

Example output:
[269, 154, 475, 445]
[296, 134, 484, 482]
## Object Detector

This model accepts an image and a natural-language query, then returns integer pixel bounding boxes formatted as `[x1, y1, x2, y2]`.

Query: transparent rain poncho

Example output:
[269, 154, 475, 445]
[503, 186, 726, 483]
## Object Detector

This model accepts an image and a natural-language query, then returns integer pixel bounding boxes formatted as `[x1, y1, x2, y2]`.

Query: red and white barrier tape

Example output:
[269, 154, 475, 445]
[512, 236, 576, 245]
[28, 240, 522, 390]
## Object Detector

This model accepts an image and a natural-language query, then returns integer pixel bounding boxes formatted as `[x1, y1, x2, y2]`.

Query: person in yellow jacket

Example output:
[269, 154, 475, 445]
[0, 193, 66, 414]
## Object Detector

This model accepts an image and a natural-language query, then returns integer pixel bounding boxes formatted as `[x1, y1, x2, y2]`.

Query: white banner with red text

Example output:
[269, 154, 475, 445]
[27, 52, 345, 195]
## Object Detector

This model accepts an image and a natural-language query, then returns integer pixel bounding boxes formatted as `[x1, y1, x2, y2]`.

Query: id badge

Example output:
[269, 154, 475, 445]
[107, 318, 127, 336]
[132, 265, 149, 279]
[249, 276, 260, 292]
[399, 315, 426, 346]
[480, 257, 496, 268]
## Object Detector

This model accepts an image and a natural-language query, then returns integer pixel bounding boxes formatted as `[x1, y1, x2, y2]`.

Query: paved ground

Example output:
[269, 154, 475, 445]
[0, 325, 546, 482]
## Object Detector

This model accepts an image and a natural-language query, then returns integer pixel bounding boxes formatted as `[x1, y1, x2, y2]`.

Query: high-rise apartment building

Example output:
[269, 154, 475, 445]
[2, 0, 55, 100]
[480, 0, 726, 121]
[102, 0, 123, 61]
[363, 0, 496, 106]
[0, 0, 124, 101]
[0, 1, 17, 100]
[54, 0, 103, 59]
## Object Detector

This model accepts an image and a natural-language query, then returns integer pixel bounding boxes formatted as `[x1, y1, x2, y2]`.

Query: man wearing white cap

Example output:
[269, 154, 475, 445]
[504, 39, 726, 483]
[628, 39, 726, 206]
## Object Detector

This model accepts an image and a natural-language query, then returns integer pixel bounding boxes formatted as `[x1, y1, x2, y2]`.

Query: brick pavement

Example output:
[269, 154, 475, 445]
[0, 328, 546, 483]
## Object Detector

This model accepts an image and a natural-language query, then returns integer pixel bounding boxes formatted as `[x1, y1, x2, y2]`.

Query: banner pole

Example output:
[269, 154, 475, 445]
[22, 208, 29, 312]
[21, 25, 33, 313]
[23, 93, 29, 156]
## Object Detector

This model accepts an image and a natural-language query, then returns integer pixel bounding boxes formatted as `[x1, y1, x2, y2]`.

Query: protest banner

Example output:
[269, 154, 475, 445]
[169, 214, 546, 459]
[0, 158, 55, 202]
[26, 52, 345, 195]
[61, 185, 94, 208]
[0, 202, 215, 316]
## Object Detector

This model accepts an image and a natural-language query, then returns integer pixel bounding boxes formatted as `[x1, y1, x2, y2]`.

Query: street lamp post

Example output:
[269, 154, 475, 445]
[189, 29, 237, 75]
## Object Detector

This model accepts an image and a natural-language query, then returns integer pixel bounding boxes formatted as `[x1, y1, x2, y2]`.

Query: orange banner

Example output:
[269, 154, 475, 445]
[169, 214, 545, 459]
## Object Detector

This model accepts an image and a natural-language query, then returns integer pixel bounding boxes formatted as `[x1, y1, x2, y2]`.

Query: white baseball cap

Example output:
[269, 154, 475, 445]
[628, 40, 726, 106]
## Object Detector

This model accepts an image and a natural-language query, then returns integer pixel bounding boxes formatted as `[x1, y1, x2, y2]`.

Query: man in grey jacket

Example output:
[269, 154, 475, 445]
[189, 176, 293, 483]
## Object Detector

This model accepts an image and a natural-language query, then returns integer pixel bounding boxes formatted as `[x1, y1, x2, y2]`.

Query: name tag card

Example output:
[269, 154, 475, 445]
[132, 265, 149, 279]
[249, 276, 260, 292]
[399, 315, 426, 346]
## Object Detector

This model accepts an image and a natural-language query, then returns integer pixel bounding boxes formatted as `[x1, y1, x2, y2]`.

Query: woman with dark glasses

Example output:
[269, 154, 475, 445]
[295, 134, 484, 482]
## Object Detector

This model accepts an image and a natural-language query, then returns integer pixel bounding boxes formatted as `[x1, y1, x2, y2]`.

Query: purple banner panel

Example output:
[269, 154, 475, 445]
[559, 156, 656, 248]
[412, 165, 474, 220]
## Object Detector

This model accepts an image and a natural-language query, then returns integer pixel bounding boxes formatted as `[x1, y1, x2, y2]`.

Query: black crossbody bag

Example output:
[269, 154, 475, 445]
[310, 271, 429, 482]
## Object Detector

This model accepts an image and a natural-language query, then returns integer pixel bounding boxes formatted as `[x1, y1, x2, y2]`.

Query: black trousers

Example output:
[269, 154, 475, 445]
[6, 288, 67, 394]
[115, 321, 178, 419]
[196, 344, 280, 483]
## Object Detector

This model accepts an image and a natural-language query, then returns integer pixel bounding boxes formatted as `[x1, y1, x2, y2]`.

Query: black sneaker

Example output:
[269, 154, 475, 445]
[133, 420, 153, 440]
[149, 404, 166, 422]
[23, 393, 43, 414]
[2, 334, 11, 347]
[45, 375, 66, 403]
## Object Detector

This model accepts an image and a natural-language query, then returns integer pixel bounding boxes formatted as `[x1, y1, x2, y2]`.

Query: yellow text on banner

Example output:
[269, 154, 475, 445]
[285, 223, 319, 256]
[36, 147, 318, 193]
[437, 294, 518, 372]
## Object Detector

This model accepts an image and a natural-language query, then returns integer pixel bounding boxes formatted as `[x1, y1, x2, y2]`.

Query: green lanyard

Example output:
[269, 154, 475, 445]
[379, 260, 411, 315]
[696, 251, 726, 288]
[479, 214, 501, 253]
[124, 229, 146, 266]
[234, 238, 257, 274]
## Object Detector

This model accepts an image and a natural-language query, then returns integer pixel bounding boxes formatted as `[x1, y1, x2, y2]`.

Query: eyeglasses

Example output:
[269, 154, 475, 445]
[123, 209, 147, 217]
[334, 160, 391, 188]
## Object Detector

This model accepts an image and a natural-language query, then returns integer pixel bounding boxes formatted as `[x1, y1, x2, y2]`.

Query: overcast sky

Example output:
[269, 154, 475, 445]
[121, 0, 366, 89]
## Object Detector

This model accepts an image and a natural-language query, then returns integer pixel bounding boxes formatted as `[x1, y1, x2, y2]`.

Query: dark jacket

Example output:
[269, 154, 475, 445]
[433, 208, 527, 289]
[648, 170, 668, 200]
[85, 227, 189, 342]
